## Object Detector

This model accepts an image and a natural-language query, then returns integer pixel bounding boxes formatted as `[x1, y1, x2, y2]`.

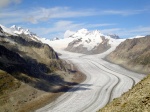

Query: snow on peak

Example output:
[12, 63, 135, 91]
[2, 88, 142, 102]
[11, 25, 17, 30]
[61, 29, 125, 51]
[10, 25, 32, 35]
[129, 35, 145, 39]
[63, 29, 105, 50]
[77, 28, 88, 34]
[10, 25, 40, 42]
[64, 30, 76, 38]
[40, 28, 125, 51]
[0, 24, 17, 36]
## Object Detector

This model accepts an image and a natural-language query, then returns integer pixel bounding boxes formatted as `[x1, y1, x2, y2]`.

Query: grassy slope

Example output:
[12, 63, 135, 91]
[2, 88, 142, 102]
[0, 70, 47, 112]
[0, 70, 21, 96]
[99, 74, 150, 112]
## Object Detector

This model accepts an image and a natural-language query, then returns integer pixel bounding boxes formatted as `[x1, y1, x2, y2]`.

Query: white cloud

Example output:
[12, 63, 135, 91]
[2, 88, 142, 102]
[102, 9, 147, 16]
[31, 20, 84, 36]
[25, 8, 148, 24]
[0, 5, 149, 38]
[30, 20, 116, 38]
[29, 20, 150, 38]
[25, 7, 97, 24]
[0, 0, 21, 8]
[101, 28, 121, 34]
[0, 7, 97, 24]
[123, 26, 150, 36]
[101, 26, 150, 38]
[0, 6, 148, 25]
[86, 23, 116, 28]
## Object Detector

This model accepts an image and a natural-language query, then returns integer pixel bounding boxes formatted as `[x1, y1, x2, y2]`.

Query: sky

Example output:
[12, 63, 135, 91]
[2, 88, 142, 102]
[0, 0, 150, 39]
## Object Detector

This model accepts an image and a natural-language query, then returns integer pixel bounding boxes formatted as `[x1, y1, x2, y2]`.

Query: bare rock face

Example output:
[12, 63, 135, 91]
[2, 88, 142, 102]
[0, 26, 4, 36]
[0, 26, 3, 33]
[106, 36, 150, 74]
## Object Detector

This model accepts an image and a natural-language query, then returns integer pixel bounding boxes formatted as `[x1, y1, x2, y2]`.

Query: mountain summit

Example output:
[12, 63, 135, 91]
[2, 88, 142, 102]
[10, 25, 40, 42]
[64, 29, 124, 54]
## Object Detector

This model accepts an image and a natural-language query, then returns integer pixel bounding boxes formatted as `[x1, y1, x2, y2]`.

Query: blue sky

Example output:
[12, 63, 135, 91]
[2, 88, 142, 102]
[0, 0, 150, 39]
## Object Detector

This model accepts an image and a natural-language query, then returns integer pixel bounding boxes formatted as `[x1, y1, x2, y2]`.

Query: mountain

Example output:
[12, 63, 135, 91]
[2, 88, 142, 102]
[0, 24, 82, 111]
[64, 29, 124, 54]
[0, 24, 17, 36]
[106, 35, 150, 74]
[10, 25, 41, 42]
[39, 29, 123, 53]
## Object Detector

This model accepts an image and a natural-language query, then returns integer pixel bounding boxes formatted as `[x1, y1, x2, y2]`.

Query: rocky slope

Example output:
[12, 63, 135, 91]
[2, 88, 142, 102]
[99, 74, 150, 112]
[106, 36, 150, 74]
[64, 29, 124, 54]
[0, 25, 83, 112]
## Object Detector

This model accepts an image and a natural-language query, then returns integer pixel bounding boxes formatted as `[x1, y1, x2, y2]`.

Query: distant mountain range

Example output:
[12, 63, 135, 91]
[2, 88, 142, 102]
[64, 29, 124, 54]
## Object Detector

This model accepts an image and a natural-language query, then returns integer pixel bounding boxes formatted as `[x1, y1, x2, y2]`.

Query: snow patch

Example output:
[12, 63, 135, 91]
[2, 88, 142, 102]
[0, 24, 17, 36]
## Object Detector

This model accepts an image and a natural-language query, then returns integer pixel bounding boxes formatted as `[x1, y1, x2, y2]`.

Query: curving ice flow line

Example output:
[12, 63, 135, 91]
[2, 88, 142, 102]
[36, 50, 145, 112]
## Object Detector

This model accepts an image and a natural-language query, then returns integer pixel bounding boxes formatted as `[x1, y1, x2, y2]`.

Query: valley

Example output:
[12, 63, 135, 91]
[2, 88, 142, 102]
[0, 24, 149, 112]
[36, 48, 145, 112]
[1, 1, 150, 112]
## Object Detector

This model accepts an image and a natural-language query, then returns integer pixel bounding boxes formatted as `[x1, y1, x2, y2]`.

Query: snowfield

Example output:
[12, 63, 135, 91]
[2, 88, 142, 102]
[36, 47, 145, 112]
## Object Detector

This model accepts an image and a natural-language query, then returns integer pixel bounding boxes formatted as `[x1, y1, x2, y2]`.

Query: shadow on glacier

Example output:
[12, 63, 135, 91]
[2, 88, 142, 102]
[50, 82, 92, 93]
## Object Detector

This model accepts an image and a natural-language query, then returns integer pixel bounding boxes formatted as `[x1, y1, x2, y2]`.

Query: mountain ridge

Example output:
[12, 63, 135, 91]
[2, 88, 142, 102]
[106, 35, 150, 74]
[0, 24, 84, 112]
[64, 29, 124, 54]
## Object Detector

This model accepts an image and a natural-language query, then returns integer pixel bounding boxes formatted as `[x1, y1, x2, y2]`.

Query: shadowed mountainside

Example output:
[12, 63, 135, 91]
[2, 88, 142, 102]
[0, 25, 85, 112]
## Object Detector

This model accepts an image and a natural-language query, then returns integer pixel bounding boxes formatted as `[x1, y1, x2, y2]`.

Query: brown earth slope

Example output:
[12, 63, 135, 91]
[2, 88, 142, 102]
[98, 74, 150, 112]
[106, 36, 150, 74]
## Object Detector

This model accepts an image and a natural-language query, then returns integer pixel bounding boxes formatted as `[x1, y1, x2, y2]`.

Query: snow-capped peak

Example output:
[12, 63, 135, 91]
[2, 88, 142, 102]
[64, 30, 76, 38]
[77, 28, 88, 34]
[0, 24, 17, 36]
[10, 25, 32, 35]
[10, 25, 17, 30]
[9, 25, 40, 42]
[61, 28, 125, 53]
